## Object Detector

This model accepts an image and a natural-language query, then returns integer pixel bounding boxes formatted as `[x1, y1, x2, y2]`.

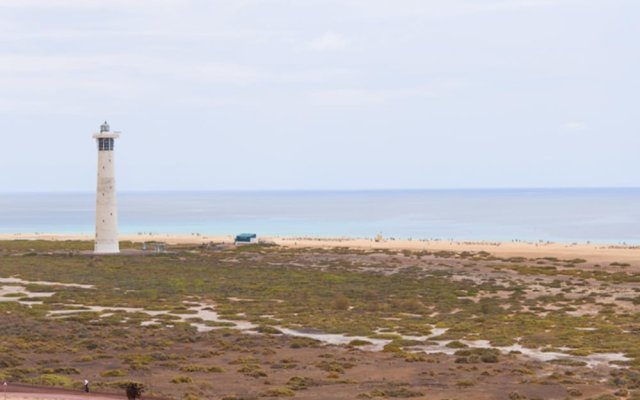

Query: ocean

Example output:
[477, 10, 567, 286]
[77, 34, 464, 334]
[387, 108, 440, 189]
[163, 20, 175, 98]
[0, 189, 638, 243]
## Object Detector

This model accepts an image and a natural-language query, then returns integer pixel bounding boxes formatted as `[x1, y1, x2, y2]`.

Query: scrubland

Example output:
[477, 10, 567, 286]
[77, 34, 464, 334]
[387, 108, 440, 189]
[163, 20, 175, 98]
[1, 240, 639, 400]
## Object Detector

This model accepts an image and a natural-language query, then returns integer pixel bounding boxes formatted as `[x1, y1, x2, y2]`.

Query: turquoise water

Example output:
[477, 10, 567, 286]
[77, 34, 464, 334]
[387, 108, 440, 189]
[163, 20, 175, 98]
[0, 189, 638, 243]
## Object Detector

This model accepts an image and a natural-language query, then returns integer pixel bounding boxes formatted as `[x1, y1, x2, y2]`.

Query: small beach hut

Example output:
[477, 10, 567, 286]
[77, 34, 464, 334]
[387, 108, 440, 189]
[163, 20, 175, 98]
[235, 233, 257, 244]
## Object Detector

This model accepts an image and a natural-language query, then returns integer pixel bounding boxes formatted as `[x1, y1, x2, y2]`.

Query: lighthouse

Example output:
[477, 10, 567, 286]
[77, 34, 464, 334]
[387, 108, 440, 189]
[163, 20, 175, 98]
[93, 121, 120, 254]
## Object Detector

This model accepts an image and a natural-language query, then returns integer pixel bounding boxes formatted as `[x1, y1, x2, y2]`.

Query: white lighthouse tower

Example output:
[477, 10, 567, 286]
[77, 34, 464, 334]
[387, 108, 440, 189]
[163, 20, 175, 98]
[93, 121, 120, 254]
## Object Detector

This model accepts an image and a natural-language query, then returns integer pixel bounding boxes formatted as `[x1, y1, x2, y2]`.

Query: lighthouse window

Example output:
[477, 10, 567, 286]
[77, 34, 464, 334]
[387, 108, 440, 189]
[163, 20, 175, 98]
[98, 138, 114, 151]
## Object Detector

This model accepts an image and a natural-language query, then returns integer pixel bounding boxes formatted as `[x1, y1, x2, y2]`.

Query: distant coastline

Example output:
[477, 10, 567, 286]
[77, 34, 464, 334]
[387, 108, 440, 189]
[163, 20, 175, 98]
[1, 233, 638, 266]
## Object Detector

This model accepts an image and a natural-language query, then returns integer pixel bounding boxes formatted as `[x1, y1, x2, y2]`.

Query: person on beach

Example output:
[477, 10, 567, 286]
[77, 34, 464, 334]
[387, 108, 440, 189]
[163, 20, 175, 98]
[84, 379, 90, 393]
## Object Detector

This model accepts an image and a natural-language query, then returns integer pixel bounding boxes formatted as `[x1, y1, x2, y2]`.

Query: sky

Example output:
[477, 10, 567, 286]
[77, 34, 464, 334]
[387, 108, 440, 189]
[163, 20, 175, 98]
[0, 0, 637, 192]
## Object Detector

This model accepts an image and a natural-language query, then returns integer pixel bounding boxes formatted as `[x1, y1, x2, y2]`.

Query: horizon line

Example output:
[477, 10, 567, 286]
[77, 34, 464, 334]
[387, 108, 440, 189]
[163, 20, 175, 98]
[1, 186, 639, 195]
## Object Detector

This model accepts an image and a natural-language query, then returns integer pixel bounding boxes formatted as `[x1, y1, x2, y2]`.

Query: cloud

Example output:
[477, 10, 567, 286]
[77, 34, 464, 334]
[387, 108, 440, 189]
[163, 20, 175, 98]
[347, 0, 570, 19]
[276, 68, 352, 83]
[563, 121, 587, 131]
[0, 53, 265, 114]
[309, 89, 384, 106]
[0, 54, 263, 85]
[308, 81, 465, 106]
[0, 53, 353, 89]
[0, 52, 360, 114]
[309, 32, 348, 51]
[0, 0, 182, 9]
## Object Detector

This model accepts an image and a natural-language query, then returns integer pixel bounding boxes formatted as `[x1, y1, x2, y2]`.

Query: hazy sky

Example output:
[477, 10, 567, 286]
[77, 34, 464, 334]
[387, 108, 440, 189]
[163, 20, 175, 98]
[0, 0, 637, 192]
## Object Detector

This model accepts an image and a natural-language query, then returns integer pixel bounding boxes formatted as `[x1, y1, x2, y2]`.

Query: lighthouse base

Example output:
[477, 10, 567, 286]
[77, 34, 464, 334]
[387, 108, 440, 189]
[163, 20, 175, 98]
[94, 242, 120, 254]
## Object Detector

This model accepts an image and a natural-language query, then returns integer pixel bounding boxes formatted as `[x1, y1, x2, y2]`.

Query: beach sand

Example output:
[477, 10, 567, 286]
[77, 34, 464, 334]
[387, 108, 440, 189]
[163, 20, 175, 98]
[0, 233, 638, 265]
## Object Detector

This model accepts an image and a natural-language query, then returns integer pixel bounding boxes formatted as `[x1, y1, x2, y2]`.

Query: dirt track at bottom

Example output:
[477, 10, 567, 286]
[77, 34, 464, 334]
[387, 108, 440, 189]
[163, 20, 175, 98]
[7, 395, 112, 400]
[3, 383, 157, 400]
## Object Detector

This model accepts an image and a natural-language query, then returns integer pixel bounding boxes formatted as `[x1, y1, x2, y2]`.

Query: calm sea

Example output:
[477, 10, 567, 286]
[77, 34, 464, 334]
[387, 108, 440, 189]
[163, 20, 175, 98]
[0, 189, 638, 243]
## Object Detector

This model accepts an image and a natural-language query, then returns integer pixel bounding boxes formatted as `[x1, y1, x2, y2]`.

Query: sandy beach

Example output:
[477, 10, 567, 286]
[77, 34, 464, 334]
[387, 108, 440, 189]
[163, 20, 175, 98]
[1, 232, 638, 265]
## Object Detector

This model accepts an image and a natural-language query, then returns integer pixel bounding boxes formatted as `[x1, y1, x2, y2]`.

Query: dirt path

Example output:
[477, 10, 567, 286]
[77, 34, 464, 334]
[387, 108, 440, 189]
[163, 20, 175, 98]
[6, 395, 115, 400]
[3, 384, 126, 400]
